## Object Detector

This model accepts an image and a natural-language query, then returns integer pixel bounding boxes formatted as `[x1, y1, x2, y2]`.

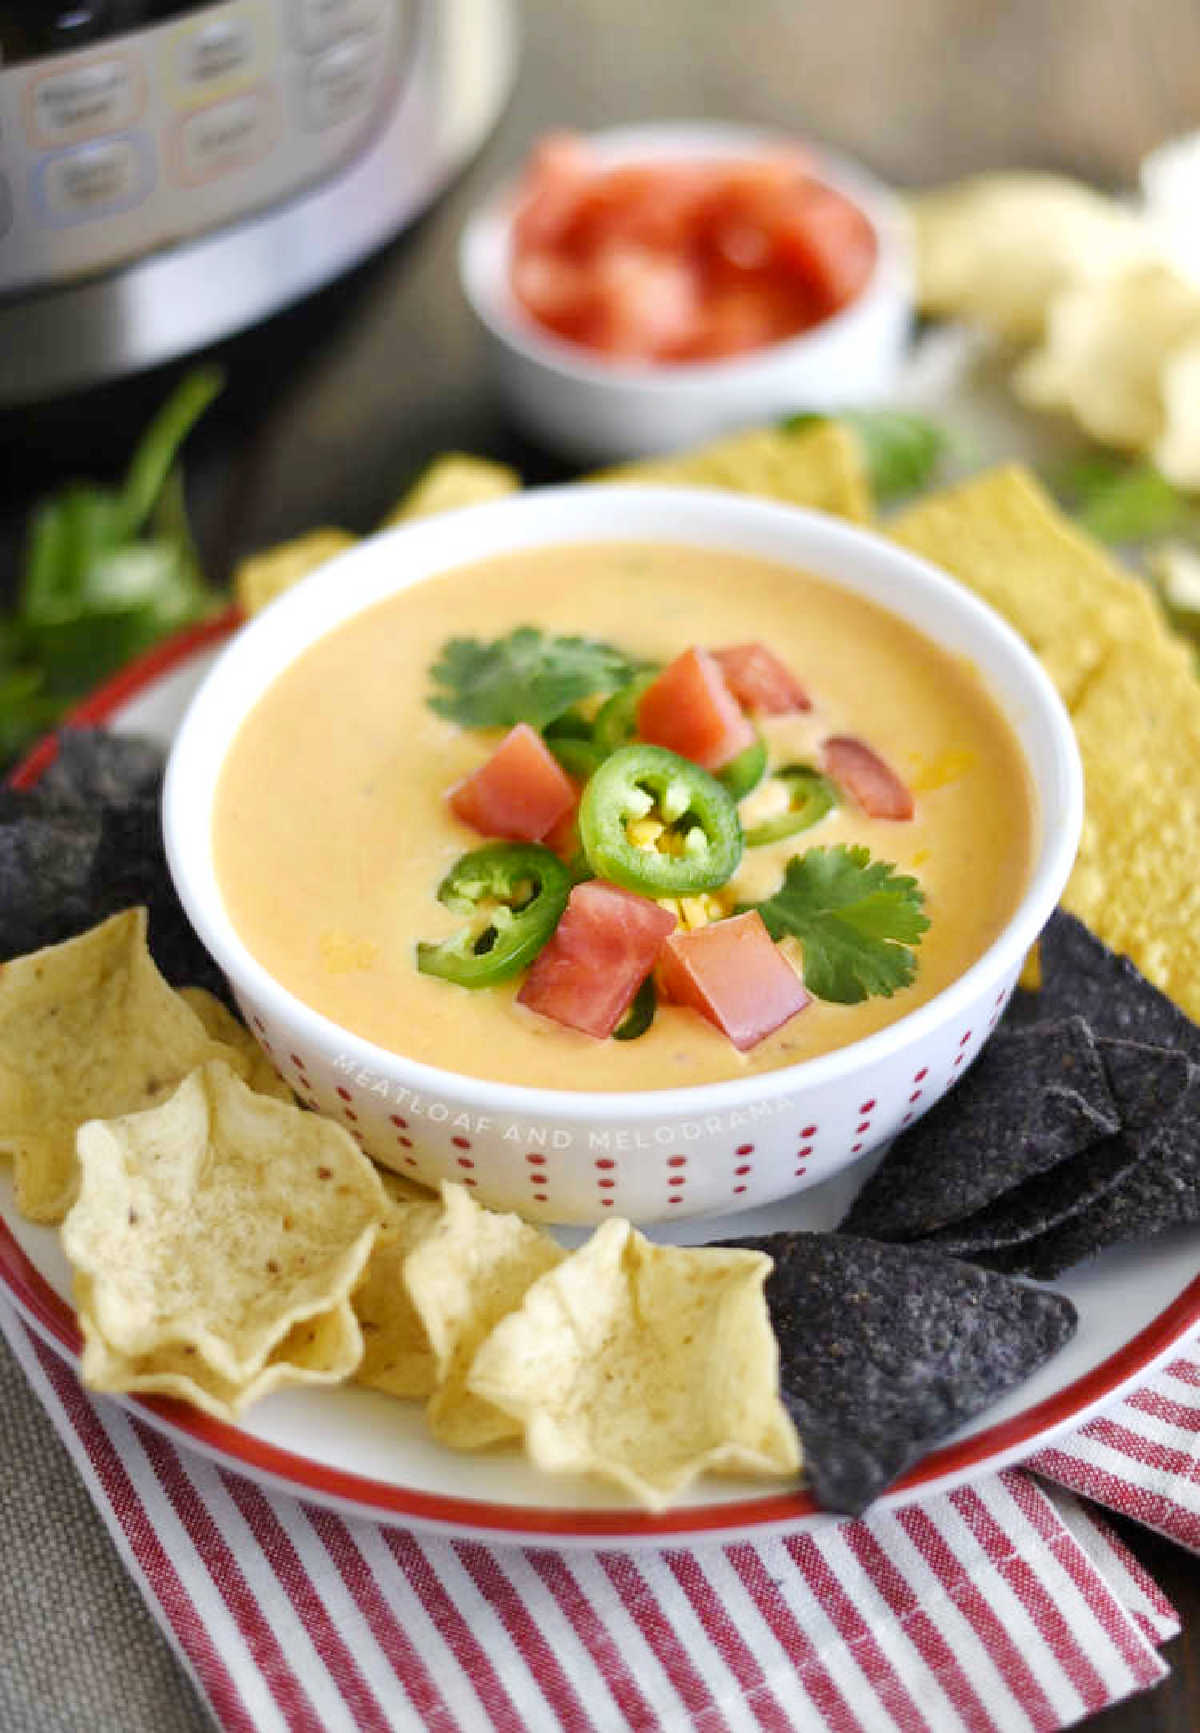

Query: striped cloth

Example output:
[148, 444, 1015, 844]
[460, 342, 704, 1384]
[2, 1303, 1195, 1733]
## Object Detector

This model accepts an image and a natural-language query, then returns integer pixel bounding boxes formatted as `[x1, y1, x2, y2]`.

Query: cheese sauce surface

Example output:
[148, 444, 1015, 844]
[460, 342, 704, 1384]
[214, 543, 1034, 1090]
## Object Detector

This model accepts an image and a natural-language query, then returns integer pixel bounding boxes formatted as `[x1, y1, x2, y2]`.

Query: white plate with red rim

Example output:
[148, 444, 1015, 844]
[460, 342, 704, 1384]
[1, 615, 1198, 1548]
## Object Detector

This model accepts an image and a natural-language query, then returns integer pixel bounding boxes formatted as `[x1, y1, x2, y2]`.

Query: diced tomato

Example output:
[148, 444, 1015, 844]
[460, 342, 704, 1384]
[509, 135, 875, 364]
[712, 643, 811, 714]
[821, 735, 914, 821]
[517, 881, 676, 1039]
[657, 912, 810, 1051]
[449, 723, 576, 842]
[772, 180, 877, 316]
[636, 647, 756, 772]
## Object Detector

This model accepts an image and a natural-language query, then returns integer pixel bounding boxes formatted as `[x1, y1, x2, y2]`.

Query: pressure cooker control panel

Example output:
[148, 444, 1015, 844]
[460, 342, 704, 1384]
[0, 0, 412, 294]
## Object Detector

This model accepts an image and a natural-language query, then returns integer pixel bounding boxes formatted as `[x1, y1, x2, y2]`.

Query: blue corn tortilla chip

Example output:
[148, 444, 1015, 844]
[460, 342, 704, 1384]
[0, 810, 103, 956]
[1008, 910, 1200, 1061]
[840, 1018, 1119, 1241]
[34, 727, 164, 812]
[725, 1231, 1078, 1514]
[918, 1039, 1193, 1258]
[983, 1062, 1200, 1280]
[1, 728, 229, 1000]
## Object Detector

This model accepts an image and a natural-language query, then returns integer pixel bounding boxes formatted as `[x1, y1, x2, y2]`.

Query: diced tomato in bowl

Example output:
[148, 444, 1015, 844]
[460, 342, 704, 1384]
[517, 882, 676, 1039]
[636, 647, 755, 772]
[712, 643, 811, 715]
[657, 911, 810, 1050]
[449, 723, 577, 842]
[821, 735, 914, 821]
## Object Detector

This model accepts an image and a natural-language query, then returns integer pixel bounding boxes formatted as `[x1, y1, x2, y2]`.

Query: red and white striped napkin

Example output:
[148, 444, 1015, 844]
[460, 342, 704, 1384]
[3, 1300, 1196, 1733]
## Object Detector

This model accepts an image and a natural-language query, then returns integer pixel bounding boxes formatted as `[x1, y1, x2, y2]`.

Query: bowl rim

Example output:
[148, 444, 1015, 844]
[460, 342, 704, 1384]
[164, 482, 1083, 1118]
[458, 119, 912, 388]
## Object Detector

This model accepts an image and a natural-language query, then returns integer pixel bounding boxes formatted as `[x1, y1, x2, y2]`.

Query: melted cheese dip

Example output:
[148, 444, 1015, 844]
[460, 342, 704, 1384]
[214, 543, 1034, 1090]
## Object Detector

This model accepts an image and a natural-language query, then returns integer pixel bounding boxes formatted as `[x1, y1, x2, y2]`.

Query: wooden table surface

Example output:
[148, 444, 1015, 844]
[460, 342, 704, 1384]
[2, 2, 1199, 1727]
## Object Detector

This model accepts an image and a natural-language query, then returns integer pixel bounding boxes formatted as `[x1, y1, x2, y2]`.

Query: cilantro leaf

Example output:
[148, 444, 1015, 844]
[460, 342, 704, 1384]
[743, 844, 929, 1004]
[427, 627, 643, 730]
[786, 411, 952, 502]
[1050, 454, 1192, 545]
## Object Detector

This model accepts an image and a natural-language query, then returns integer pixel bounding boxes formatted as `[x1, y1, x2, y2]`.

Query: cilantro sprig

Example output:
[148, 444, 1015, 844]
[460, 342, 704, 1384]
[743, 844, 929, 1004]
[1, 369, 222, 765]
[786, 410, 953, 503]
[427, 627, 643, 730]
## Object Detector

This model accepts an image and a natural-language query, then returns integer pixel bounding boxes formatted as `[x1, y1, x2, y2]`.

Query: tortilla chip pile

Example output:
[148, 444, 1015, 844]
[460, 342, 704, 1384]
[4, 416, 1199, 1516]
[892, 467, 1200, 1021]
[910, 171, 1200, 485]
[842, 912, 1200, 1280]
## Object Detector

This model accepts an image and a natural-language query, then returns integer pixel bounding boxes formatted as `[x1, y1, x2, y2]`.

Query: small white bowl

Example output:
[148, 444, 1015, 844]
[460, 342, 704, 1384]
[165, 486, 1081, 1225]
[459, 122, 914, 464]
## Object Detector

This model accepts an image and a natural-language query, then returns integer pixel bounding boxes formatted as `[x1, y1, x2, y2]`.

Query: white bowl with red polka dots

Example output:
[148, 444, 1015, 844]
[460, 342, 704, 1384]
[164, 485, 1083, 1225]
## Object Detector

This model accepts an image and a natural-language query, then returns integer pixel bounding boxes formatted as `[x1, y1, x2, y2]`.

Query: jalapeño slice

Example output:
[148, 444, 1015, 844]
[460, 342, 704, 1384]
[578, 744, 742, 896]
[592, 671, 657, 755]
[613, 974, 656, 1041]
[718, 731, 768, 801]
[416, 842, 571, 986]
[744, 764, 837, 847]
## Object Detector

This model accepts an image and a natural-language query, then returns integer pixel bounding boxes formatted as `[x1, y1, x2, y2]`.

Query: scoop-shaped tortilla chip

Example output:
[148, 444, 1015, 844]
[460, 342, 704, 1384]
[404, 1182, 565, 1447]
[352, 1192, 444, 1400]
[0, 911, 238, 1223]
[911, 173, 1150, 342]
[1015, 263, 1200, 451]
[467, 1219, 800, 1509]
[76, 1274, 363, 1421]
[62, 1060, 385, 1394]
[176, 987, 294, 1103]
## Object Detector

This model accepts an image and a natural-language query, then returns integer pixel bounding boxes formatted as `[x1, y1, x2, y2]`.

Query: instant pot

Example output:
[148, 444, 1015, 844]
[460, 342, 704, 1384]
[0, 0, 517, 402]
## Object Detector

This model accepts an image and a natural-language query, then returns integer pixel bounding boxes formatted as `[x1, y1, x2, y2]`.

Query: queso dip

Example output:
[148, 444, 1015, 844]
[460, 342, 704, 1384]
[214, 543, 1034, 1090]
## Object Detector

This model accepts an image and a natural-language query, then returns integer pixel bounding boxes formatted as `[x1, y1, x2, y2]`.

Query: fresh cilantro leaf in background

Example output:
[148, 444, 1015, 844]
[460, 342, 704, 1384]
[787, 410, 952, 502]
[427, 627, 643, 730]
[1, 368, 223, 768]
[744, 844, 929, 1003]
[1050, 453, 1194, 545]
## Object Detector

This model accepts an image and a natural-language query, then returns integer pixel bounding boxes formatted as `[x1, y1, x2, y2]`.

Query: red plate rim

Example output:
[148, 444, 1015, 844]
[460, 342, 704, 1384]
[3, 613, 1200, 1539]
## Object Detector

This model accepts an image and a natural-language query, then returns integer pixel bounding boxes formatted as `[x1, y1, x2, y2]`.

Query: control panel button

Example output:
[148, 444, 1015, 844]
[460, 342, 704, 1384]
[292, 0, 384, 55]
[37, 136, 151, 222]
[26, 55, 143, 147]
[175, 87, 278, 185]
[177, 16, 257, 92]
[302, 35, 379, 130]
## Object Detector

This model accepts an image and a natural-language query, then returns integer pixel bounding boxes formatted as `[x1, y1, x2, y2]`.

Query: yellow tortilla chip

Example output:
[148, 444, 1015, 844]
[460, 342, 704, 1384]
[1014, 263, 1200, 452]
[1064, 638, 1200, 1020]
[176, 987, 294, 1103]
[352, 1190, 443, 1400]
[467, 1219, 800, 1510]
[600, 421, 873, 523]
[380, 455, 521, 527]
[889, 465, 1177, 705]
[62, 1060, 385, 1400]
[0, 911, 236, 1225]
[911, 173, 1150, 342]
[404, 1181, 564, 1448]
[76, 1274, 363, 1421]
[234, 528, 357, 617]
